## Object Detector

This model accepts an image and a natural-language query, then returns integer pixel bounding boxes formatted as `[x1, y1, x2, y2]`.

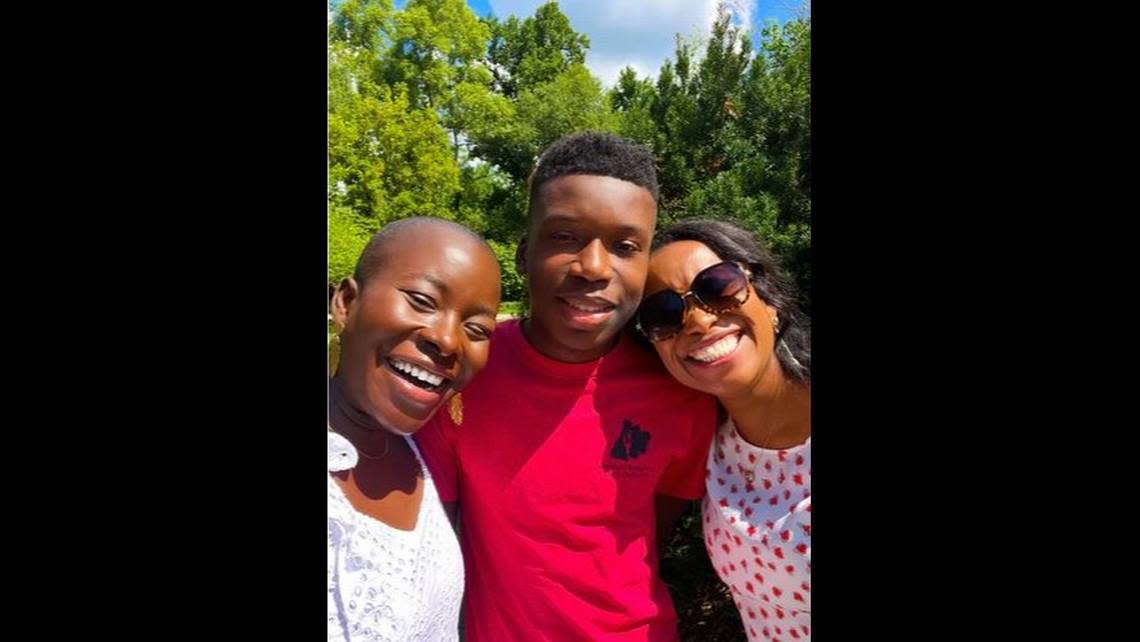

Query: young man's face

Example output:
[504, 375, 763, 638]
[518, 174, 656, 363]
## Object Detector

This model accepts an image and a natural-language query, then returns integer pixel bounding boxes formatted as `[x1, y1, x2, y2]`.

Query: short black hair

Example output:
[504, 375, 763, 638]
[352, 216, 492, 289]
[652, 218, 811, 383]
[527, 132, 659, 214]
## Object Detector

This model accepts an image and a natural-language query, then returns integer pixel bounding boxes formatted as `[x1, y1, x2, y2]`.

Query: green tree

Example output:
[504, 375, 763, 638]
[465, 63, 616, 186]
[516, 64, 617, 166]
[329, 42, 460, 225]
[486, 238, 528, 306]
[608, 66, 659, 147]
[382, 0, 491, 110]
[328, 0, 810, 307]
[328, 203, 371, 286]
[690, 7, 751, 182]
[733, 18, 812, 308]
[464, 63, 617, 241]
[484, 2, 590, 99]
[645, 6, 812, 309]
[330, 0, 394, 53]
[651, 37, 700, 209]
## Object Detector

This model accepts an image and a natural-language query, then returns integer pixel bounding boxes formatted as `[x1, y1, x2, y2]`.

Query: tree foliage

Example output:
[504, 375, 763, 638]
[329, 0, 811, 312]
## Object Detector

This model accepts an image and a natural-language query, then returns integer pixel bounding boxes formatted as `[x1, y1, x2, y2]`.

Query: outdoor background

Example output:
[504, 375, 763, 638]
[328, 1, 810, 638]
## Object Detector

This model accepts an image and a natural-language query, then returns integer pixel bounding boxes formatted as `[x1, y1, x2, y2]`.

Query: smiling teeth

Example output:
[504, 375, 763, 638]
[690, 334, 739, 363]
[566, 300, 611, 313]
[391, 359, 444, 386]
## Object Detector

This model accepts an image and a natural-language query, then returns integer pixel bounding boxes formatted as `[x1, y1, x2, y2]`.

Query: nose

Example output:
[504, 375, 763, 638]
[419, 312, 460, 361]
[683, 295, 719, 335]
[569, 238, 613, 282]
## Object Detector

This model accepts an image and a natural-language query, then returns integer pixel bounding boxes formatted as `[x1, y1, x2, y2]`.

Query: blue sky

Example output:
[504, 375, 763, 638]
[463, 1, 798, 25]
[385, 1, 808, 87]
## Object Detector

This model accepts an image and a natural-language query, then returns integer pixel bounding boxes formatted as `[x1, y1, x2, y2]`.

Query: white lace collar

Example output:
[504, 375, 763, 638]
[327, 431, 358, 472]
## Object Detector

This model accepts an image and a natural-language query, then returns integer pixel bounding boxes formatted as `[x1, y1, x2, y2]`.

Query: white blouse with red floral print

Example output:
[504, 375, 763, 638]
[703, 419, 811, 642]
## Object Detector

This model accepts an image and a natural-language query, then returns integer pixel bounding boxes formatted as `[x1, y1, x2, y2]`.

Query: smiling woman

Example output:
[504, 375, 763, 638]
[328, 0, 810, 638]
[638, 218, 811, 642]
[326, 217, 501, 642]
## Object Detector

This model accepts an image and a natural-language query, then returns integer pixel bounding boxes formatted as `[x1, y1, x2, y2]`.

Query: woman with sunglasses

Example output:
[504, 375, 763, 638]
[636, 218, 811, 641]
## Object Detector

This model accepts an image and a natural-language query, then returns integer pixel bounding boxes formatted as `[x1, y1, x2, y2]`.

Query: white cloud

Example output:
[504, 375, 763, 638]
[488, 1, 754, 87]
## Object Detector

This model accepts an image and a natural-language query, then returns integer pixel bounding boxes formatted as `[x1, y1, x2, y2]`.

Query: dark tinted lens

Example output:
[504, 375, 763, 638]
[693, 262, 748, 311]
[637, 290, 686, 341]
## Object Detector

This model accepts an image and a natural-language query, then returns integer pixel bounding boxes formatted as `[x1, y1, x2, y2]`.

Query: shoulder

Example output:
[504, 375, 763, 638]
[610, 335, 712, 401]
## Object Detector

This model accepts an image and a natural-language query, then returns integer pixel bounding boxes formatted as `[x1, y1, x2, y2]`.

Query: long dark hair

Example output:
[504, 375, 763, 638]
[651, 218, 810, 382]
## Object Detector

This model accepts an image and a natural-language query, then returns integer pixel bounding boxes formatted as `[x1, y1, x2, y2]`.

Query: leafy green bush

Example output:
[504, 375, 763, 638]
[487, 239, 528, 308]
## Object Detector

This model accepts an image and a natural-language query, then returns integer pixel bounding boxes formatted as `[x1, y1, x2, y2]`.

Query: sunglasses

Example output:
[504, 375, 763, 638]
[635, 261, 754, 342]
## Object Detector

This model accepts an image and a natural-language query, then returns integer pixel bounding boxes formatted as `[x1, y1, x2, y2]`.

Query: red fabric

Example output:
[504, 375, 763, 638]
[416, 320, 716, 641]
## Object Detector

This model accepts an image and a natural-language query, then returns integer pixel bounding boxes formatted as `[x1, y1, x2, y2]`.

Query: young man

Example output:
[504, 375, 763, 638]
[416, 132, 716, 641]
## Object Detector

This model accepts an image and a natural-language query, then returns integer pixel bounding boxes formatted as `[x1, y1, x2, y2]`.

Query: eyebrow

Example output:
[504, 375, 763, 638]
[614, 224, 650, 239]
[420, 274, 497, 319]
[471, 304, 498, 319]
[540, 214, 649, 238]
[539, 213, 578, 226]
[417, 274, 450, 294]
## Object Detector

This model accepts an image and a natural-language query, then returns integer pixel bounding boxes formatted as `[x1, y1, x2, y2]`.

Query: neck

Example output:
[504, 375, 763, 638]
[721, 358, 811, 449]
[328, 378, 399, 454]
[521, 317, 620, 363]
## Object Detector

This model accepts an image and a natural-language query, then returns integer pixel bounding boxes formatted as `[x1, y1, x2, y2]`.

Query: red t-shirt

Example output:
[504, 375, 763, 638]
[416, 320, 717, 642]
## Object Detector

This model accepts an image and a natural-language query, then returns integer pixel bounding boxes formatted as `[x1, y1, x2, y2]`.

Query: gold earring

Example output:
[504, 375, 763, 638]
[448, 393, 464, 427]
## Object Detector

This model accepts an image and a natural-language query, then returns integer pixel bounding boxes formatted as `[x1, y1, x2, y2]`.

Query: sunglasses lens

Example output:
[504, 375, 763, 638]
[638, 290, 685, 341]
[694, 262, 749, 311]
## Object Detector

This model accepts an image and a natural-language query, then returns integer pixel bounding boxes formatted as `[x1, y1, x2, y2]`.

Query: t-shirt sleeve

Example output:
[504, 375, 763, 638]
[414, 408, 460, 502]
[656, 393, 717, 500]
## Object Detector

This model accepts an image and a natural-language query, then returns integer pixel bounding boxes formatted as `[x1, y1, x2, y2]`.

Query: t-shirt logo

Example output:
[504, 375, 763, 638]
[610, 419, 650, 460]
